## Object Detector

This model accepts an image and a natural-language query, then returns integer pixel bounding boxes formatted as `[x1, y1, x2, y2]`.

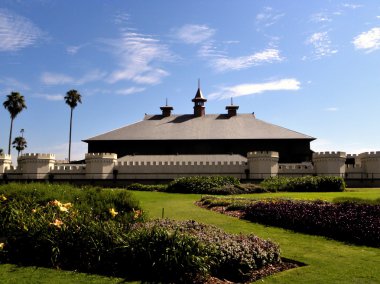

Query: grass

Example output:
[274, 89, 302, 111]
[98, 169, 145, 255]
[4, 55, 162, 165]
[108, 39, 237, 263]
[132, 189, 380, 283]
[0, 264, 127, 284]
[1, 187, 379, 283]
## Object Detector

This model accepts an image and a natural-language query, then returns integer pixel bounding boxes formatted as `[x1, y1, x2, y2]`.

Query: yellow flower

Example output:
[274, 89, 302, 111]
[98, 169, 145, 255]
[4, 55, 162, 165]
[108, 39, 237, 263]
[0, 243, 4, 250]
[109, 208, 118, 218]
[50, 219, 64, 228]
[0, 194, 7, 202]
[49, 200, 62, 207]
[59, 206, 69, 212]
[32, 209, 37, 213]
[62, 202, 72, 209]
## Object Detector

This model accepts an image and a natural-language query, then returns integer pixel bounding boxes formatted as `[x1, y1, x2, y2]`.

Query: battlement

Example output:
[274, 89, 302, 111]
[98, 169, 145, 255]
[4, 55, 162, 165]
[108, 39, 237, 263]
[313, 151, 346, 157]
[85, 153, 117, 160]
[359, 151, 380, 158]
[347, 154, 358, 158]
[19, 153, 55, 159]
[0, 154, 12, 160]
[247, 151, 279, 158]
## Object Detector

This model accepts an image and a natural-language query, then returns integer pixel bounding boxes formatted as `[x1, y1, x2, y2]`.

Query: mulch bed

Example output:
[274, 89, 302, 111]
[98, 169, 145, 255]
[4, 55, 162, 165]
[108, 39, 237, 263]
[196, 202, 305, 283]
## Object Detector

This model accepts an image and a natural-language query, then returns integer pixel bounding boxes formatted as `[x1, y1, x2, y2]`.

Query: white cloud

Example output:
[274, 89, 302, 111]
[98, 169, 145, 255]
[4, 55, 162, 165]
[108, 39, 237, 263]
[41, 69, 106, 85]
[353, 27, 380, 52]
[0, 77, 29, 92]
[176, 24, 215, 44]
[211, 48, 283, 72]
[106, 31, 173, 85]
[41, 72, 74, 85]
[306, 32, 338, 59]
[342, 3, 362, 10]
[209, 78, 301, 100]
[116, 87, 146, 95]
[256, 7, 285, 28]
[34, 94, 64, 101]
[325, 107, 339, 112]
[0, 9, 43, 52]
[310, 12, 332, 23]
[66, 44, 87, 55]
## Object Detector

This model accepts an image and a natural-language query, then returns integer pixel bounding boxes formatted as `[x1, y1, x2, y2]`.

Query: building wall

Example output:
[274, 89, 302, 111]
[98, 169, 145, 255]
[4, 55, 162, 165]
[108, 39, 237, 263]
[88, 138, 313, 163]
[1, 151, 380, 187]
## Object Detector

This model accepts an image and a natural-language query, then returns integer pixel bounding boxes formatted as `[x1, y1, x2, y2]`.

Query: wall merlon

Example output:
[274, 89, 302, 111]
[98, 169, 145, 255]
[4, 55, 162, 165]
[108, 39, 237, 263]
[312, 151, 346, 158]
[85, 153, 117, 160]
[247, 151, 279, 158]
[19, 153, 55, 159]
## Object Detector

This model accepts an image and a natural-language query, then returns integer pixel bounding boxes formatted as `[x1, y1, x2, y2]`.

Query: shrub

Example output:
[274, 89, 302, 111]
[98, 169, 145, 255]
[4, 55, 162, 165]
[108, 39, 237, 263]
[126, 183, 167, 192]
[0, 184, 283, 283]
[117, 225, 213, 283]
[134, 219, 281, 282]
[166, 176, 240, 194]
[243, 199, 380, 247]
[260, 176, 345, 192]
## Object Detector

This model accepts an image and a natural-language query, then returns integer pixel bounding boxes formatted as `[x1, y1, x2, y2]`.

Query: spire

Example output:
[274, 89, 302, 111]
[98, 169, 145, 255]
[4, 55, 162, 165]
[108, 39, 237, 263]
[192, 79, 207, 117]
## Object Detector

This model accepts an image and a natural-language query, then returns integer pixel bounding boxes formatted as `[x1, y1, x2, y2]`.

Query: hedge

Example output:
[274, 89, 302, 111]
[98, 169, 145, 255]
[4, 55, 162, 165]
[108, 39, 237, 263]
[260, 176, 346, 192]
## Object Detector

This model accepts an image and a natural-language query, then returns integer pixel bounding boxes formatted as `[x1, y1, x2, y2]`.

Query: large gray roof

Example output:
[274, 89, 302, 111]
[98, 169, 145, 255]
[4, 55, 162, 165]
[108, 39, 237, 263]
[84, 114, 315, 141]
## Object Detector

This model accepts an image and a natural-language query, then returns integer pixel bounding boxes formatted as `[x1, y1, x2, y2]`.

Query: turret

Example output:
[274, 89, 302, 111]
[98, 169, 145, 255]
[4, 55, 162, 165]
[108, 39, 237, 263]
[192, 80, 207, 117]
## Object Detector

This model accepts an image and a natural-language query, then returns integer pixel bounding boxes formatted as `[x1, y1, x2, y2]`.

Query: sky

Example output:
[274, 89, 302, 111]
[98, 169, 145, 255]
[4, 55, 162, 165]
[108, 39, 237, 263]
[1, 0, 380, 162]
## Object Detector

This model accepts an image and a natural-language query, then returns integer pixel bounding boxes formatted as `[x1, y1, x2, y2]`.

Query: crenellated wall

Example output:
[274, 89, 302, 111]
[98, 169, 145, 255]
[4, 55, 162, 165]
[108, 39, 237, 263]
[247, 151, 279, 179]
[312, 151, 346, 176]
[1, 150, 380, 184]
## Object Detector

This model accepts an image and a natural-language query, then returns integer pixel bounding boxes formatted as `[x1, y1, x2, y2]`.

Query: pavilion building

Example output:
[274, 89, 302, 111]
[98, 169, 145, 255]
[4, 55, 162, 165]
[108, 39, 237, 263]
[84, 85, 315, 163]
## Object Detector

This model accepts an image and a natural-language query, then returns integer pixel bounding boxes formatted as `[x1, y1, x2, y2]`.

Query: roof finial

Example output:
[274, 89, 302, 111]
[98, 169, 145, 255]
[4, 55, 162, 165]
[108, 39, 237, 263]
[231, 97, 233, 106]
[166, 97, 168, 106]
[198, 78, 200, 89]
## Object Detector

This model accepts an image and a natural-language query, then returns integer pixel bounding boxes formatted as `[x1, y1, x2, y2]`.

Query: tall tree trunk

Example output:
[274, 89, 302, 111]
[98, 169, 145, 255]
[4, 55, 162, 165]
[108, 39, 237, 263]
[68, 108, 73, 163]
[8, 118, 13, 155]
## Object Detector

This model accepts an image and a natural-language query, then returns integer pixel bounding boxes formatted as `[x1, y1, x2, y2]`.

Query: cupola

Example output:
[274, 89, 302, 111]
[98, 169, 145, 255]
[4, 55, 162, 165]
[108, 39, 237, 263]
[160, 98, 173, 117]
[225, 98, 239, 117]
[192, 79, 207, 117]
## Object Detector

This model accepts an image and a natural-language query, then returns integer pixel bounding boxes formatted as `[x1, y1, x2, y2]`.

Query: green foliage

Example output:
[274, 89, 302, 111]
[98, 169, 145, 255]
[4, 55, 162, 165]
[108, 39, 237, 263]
[0, 183, 142, 222]
[166, 176, 240, 194]
[131, 219, 281, 282]
[260, 176, 346, 192]
[0, 183, 282, 283]
[126, 183, 168, 192]
[119, 225, 213, 283]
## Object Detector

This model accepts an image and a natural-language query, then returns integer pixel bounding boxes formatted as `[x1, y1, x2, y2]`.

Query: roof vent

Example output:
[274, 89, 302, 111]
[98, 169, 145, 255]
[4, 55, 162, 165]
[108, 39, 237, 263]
[225, 98, 239, 117]
[160, 98, 173, 117]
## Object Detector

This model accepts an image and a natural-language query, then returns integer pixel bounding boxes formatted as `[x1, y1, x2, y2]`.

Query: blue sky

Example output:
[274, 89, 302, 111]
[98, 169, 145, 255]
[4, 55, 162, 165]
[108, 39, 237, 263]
[1, 0, 380, 161]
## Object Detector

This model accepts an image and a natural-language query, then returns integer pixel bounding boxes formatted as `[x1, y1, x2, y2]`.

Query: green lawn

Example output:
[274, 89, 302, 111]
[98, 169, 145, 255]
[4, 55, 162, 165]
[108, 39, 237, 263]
[132, 189, 380, 283]
[1, 188, 379, 283]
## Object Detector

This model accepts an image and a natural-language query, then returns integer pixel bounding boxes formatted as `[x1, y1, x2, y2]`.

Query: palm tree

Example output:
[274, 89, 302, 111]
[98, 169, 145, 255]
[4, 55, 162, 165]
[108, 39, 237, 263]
[3, 92, 27, 155]
[64, 89, 82, 163]
[12, 136, 27, 157]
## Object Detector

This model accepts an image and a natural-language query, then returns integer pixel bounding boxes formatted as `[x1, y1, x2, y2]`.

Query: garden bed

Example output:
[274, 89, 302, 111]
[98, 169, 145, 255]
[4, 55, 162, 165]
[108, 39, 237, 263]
[197, 196, 380, 247]
[0, 183, 293, 283]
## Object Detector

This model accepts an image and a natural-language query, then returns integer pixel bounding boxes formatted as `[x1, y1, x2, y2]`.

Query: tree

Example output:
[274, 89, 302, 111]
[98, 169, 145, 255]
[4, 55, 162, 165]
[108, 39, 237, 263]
[12, 136, 27, 157]
[3, 92, 27, 155]
[64, 89, 82, 163]
[0, 149, 3, 155]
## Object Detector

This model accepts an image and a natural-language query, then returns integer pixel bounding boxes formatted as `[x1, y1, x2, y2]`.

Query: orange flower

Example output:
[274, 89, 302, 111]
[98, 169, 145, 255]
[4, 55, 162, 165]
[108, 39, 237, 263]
[133, 208, 142, 220]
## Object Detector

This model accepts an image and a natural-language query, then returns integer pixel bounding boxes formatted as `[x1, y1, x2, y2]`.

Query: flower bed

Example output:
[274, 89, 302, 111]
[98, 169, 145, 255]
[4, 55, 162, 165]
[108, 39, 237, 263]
[198, 196, 380, 247]
[0, 183, 285, 283]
